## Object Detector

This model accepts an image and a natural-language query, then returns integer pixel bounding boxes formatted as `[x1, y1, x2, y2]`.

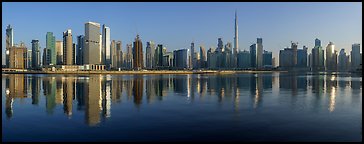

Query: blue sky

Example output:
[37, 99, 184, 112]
[2, 2, 362, 64]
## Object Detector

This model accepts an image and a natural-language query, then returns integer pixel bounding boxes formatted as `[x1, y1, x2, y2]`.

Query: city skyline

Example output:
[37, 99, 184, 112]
[2, 2, 362, 65]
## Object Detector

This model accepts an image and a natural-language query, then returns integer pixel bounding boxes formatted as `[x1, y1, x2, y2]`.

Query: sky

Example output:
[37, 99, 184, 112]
[2, 2, 362, 65]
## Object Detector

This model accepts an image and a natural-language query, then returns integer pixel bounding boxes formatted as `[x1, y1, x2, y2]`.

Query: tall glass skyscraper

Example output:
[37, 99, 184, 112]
[84, 22, 101, 64]
[46, 32, 56, 65]
[102, 24, 111, 67]
[6, 25, 13, 68]
[31, 39, 41, 68]
[256, 38, 263, 69]
[351, 43, 361, 70]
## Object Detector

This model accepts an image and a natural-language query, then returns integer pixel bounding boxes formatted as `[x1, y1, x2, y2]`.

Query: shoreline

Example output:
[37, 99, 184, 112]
[2, 70, 287, 75]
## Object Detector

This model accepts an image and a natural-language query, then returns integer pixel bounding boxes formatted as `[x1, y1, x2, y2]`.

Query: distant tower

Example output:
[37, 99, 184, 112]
[133, 35, 143, 70]
[63, 29, 73, 65]
[6, 25, 13, 68]
[191, 41, 195, 69]
[256, 38, 263, 69]
[233, 10, 239, 68]
[102, 24, 111, 67]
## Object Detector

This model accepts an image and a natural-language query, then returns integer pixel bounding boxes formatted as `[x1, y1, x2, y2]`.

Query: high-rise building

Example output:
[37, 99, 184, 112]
[6, 25, 14, 68]
[56, 40, 63, 65]
[26, 50, 32, 69]
[250, 44, 257, 68]
[46, 32, 56, 65]
[263, 50, 272, 67]
[116, 41, 123, 68]
[325, 42, 337, 71]
[102, 24, 111, 67]
[31, 39, 41, 69]
[155, 44, 164, 68]
[84, 22, 101, 64]
[200, 45, 207, 68]
[111, 40, 117, 69]
[237, 50, 250, 69]
[146, 41, 155, 69]
[132, 35, 143, 70]
[125, 44, 133, 69]
[99, 34, 102, 64]
[297, 47, 308, 68]
[338, 48, 349, 71]
[279, 48, 294, 68]
[311, 38, 325, 71]
[173, 49, 189, 69]
[291, 42, 298, 66]
[42, 48, 50, 66]
[76, 35, 84, 65]
[315, 38, 321, 47]
[233, 10, 239, 68]
[351, 43, 361, 71]
[190, 42, 195, 69]
[256, 38, 263, 69]
[9, 45, 27, 69]
[63, 29, 74, 65]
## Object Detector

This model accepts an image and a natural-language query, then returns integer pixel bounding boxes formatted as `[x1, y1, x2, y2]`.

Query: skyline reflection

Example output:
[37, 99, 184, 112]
[3, 73, 362, 126]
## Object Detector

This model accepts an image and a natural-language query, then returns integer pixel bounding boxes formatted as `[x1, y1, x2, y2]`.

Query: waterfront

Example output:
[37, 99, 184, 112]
[2, 72, 362, 142]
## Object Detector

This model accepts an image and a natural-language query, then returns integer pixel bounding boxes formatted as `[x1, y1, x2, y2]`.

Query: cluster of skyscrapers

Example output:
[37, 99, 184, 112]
[4, 12, 362, 72]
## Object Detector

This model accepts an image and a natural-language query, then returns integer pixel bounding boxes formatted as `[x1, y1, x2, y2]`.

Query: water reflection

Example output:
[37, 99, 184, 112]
[2, 73, 362, 126]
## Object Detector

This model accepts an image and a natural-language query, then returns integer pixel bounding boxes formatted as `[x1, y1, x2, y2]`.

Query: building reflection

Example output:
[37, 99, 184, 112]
[2, 73, 361, 126]
[5, 74, 28, 119]
[133, 75, 144, 107]
[63, 76, 75, 117]
[31, 75, 41, 105]
[85, 75, 102, 126]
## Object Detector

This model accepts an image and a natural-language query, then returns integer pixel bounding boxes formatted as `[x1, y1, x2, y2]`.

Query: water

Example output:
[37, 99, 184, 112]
[2, 72, 362, 142]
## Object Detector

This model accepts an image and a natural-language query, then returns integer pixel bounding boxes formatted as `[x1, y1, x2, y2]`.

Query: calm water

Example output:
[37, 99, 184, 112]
[2, 72, 362, 142]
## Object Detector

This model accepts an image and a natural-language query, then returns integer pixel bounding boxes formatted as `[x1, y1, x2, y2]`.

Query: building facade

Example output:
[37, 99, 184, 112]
[84, 22, 101, 64]
[63, 29, 74, 65]
[133, 35, 143, 70]
[46, 32, 56, 65]
[31, 39, 41, 69]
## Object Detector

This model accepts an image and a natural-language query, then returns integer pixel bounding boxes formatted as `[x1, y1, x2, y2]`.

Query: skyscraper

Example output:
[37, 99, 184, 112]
[56, 40, 63, 65]
[6, 25, 14, 68]
[9, 44, 27, 69]
[173, 49, 189, 69]
[146, 41, 155, 69]
[338, 48, 349, 71]
[116, 41, 123, 68]
[63, 29, 74, 65]
[46, 32, 56, 65]
[256, 38, 263, 69]
[263, 50, 272, 67]
[84, 22, 101, 64]
[325, 42, 337, 71]
[190, 42, 195, 69]
[315, 38, 321, 47]
[31, 39, 41, 69]
[233, 10, 239, 68]
[200, 45, 207, 68]
[125, 44, 133, 69]
[291, 42, 298, 66]
[102, 24, 111, 67]
[311, 38, 325, 71]
[76, 35, 84, 65]
[351, 43, 361, 71]
[250, 44, 257, 68]
[155, 44, 164, 68]
[133, 35, 143, 70]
